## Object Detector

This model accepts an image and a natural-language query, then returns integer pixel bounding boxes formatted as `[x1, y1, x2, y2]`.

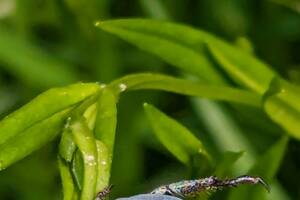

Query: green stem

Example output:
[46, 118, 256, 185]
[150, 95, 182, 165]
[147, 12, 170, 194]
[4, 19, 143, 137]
[109, 73, 261, 107]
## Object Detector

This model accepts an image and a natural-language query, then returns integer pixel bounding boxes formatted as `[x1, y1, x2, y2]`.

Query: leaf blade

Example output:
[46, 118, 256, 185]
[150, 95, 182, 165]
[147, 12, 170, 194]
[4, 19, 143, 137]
[0, 108, 72, 170]
[0, 83, 100, 145]
[143, 103, 211, 166]
[110, 73, 261, 107]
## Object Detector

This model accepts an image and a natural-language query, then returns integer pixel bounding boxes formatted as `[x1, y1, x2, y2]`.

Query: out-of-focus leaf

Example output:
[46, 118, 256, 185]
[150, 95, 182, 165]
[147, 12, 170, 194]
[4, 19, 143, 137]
[70, 117, 98, 200]
[228, 136, 289, 200]
[269, 0, 300, 14]
[139, 0, 170, 20]
[64, 0, 107, 37]
[0, 108, 71, 170]
[110, 73, 261, 107]
[214, 151, 244, 177]
[0, 28, 79, 88]
[94, 88, 117, 191]
[264, 78, 300, 139]
[143, 103, 211, 166]
[97, 19, 276, 92]
[192, 99, 256, 173]
[207, 41, 275, 93]
[0, 83, 100, 146]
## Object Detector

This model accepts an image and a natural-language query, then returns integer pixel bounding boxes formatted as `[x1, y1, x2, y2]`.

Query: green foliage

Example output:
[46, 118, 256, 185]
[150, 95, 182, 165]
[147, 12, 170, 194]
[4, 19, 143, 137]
[0, 1, 300, 200]
[97, 19, 300, 140]
[0, 28, 78, 88]
[144, 103, 211, 166]
[228, 136, 288, 200]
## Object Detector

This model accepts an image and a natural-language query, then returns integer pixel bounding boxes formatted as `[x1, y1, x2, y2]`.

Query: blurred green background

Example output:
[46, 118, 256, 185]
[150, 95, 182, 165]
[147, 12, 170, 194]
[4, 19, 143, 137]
[0, 0, 300, 199]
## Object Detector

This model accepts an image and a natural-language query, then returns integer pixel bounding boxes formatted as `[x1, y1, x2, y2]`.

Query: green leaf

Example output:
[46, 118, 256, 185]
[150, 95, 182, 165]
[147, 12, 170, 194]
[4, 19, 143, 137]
[214, 151, 244, 177]
[0, 83, 100, 146]
[0, 108, 72, 170]
[58, 157, 77, 200]
[110, 73, 261, 107]
[94, 88, 117, 151]
[70, 117, 98, 200]
[96, 19, 225, 84]
[207, 42, 275, 93]
[72, 149, 84, 191]
[192, 99, 256, 173]
[264, 78, 300, 139]
[0, 28, 79, 88]
[139, 0, 170, 20]
[59, 128, 76, 163]
[143, 103, 211, 166]
[95, 141, 110, 193]
[96, 19, 276, 92]
[228, 136, 289, 200]
[94, 88, 117, 191]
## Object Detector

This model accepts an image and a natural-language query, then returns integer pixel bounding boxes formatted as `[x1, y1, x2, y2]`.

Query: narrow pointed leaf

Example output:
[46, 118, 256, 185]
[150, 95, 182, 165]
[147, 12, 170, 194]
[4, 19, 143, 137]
[207, 42, 275, 93]
[97, 19, 276, 92]
[144, 103, 211, 166]
[96, 19, 224, 84]
[110, 73, 261, 107]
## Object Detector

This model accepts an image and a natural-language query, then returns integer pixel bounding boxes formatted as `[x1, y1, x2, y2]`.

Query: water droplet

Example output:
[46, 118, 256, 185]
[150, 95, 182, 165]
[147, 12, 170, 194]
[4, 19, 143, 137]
[100, 84, 106, 89]
[64, 117, 72, 128]
[101, 160, 107, 165]
[85, 155, 97, 166]
[94, 21, 101, 26]
[119, 83, 127, 92]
